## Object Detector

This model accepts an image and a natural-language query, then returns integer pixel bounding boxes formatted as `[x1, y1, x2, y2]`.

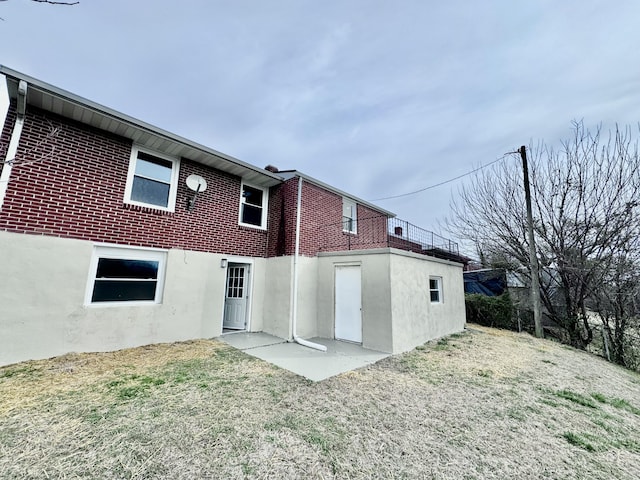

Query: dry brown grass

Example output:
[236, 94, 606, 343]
[1, 325, 640, 479]
[0, 340, 227, 416]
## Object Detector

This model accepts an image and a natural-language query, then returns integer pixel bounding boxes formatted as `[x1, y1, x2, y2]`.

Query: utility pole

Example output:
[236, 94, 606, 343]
[520, 146, 544, 338]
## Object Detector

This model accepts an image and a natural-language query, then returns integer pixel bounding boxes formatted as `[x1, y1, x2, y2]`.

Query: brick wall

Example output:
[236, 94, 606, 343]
[0, 104, 269, 257]
[267, 176, 390, 257]
[388, 235, 424, 253]
[266, 177, 297, 257]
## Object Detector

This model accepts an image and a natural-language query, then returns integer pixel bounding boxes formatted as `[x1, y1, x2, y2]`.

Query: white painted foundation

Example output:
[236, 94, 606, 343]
[0, 232, 263, 365]
[317, 248, 466, 353]
[0, 232, 465, 366]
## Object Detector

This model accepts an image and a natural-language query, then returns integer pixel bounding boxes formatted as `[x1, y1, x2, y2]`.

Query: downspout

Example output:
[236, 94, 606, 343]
[290, 175, 327, 352]
[0, 80, 27, 210]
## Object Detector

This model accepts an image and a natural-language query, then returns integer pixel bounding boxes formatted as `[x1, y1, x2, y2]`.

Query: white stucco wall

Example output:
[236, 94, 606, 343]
[317, 250, 394, 353]
[0, 231, 254, 366]
[1, 232, 92, 365]
[389, 250, 466, 353]
[261, 255, 292, 340]
[318, 248, 465, 354]
[294, 256, 319, 338]
[246, 257, 266, 333]
[1, 231, 465, 366]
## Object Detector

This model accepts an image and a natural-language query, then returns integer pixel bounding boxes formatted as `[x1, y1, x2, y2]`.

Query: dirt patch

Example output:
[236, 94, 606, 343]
[1, 325, 639, 479]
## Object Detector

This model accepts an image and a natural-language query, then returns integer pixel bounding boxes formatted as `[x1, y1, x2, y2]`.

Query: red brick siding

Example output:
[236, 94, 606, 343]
[266, 178, 297, 257]
[388, 235, 424, 253]
[0, 105, 269, 256]
[267, 177, 390, 257]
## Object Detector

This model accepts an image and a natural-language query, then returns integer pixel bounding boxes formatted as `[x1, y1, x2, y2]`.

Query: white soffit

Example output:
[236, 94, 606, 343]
[1, 67, 281, 188]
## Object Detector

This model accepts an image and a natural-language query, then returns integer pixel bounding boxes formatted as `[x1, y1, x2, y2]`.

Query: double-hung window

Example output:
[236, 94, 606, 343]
[86, 246, 167, 304]
[342, 198, 357, 234]
[124, 147, 180, 211]
[429, 276, 443, 303]
[239, 182, 268, 229]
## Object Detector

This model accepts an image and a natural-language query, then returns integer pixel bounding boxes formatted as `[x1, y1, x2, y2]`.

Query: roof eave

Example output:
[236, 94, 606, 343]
[1, 66, 282, 188]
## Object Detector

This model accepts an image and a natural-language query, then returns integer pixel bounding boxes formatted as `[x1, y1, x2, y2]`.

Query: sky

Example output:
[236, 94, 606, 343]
[2, 0, 640, 257]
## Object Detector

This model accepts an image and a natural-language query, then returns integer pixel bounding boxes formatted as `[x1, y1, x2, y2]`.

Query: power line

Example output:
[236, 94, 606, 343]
[370, 154, 508, 201]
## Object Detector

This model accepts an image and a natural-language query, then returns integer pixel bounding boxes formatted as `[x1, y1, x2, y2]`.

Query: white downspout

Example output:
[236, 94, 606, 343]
[290, 175, 327, 352]
[0, 80, 27, 211]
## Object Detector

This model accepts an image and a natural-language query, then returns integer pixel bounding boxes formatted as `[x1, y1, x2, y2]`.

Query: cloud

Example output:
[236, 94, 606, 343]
[3, 0, 640, 241]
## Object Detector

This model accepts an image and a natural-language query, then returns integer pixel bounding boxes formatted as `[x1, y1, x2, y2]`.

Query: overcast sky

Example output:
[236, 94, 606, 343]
[2, 0, 640, 255]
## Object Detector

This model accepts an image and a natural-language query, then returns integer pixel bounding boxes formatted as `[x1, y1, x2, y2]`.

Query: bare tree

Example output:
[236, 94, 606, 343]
[1, 1, 79, 4]
[0, 0, 78, 19]
[449, 122, 640, 350]
[589, 226, 640, 366]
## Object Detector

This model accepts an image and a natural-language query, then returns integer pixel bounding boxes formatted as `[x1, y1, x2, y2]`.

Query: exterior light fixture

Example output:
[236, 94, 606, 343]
[220, 258, 227, 268]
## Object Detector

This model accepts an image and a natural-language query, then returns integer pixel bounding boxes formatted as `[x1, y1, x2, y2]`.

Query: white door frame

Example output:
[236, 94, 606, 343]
[220, 257, 254, 333]
[334, 263, 363, 344]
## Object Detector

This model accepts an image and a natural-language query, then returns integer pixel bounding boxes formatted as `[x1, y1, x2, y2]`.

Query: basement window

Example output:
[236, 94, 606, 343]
[430, 276, 443, 303]
[124, 147, 180, 211]
[86, 246, 167, 304]
[342, 198, 357, 234]
[239, 182, 268, 229]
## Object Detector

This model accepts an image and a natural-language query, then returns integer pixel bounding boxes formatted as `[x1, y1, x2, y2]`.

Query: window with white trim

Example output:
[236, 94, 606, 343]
[86, 246, 167, 304]
[430, 276, 443, 303]
[124, 147, 180, 211]
[239, 182, 268, 228]
[342, 198, 357, 234]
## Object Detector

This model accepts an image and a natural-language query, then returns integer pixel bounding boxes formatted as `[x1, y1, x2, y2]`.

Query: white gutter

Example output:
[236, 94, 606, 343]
[0, 80, 27, 210]
[290, 175, 327, 352]
[0, 66, 282, 188]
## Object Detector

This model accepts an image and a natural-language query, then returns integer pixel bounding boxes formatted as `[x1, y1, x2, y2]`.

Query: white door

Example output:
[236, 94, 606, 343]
[335, 265, 362, 343]
[223, 264, 249, 330]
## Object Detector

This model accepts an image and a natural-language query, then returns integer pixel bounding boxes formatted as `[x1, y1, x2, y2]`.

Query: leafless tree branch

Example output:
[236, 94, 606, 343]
[0, 0, 79, 18]
[0, 0, 79, 6]
[31, 0, 79, 5]
[447, 121, 640, 355]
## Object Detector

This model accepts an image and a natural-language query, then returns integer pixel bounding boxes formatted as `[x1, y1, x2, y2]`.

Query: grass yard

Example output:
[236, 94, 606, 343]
[1, 325, 640, 479]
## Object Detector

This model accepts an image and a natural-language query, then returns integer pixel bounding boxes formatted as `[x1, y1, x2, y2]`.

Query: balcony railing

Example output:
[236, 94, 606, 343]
[387, 217, 460, 259]
[316, 214, 461, 261]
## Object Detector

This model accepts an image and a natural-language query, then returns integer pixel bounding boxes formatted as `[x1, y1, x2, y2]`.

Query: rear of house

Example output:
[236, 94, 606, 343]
[0, 67, 465, 366]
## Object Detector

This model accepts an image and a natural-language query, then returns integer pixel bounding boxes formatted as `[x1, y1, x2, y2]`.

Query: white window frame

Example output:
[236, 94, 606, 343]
[85, 245, 168, 306]
[123, 146, 181, 212]
[238, 182, 268, 230]
[429, 276, 443, 304]
[342, 198, 357, 234]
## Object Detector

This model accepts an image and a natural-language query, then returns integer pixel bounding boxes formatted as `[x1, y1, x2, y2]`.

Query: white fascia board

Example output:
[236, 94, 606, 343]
[0, 116, 24, 210]
[0, 66, 283, 188]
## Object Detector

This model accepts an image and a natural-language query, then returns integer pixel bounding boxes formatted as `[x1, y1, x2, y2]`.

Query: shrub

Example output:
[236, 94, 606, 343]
[465, 292, 515, 329]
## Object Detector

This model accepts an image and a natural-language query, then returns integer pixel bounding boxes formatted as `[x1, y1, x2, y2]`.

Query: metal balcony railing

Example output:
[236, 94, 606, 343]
[387, 217, 460, 258]
[316, 214, 460, 261]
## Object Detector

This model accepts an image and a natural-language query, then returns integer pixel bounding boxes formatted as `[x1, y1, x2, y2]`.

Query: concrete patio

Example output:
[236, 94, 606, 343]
[218, 332, 390, 382]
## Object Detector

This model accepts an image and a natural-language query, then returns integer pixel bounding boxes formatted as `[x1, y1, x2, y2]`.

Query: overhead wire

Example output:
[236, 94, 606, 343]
[370, 154, 509, 201]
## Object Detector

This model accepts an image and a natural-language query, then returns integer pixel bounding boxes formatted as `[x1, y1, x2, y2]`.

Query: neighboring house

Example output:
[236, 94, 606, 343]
[0, 67, 466, 366]
[463, 268, 564, 332]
